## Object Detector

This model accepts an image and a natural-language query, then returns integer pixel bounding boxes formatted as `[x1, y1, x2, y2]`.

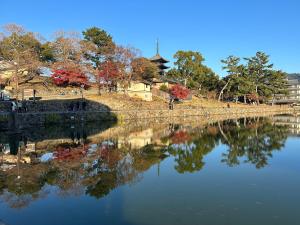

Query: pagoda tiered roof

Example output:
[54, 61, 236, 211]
[149, 54, 169, 63]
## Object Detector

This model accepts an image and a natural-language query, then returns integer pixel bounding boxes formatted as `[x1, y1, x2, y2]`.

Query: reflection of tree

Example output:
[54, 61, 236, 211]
[167, 128, 219, 174]
[0, 164, 53, 208]
[133, 144, 167, 172]
[85, 171, 117, 199]
[85, 144, 166, 199]
[54, 143, 88, 161]
[219, 118, 289, 168]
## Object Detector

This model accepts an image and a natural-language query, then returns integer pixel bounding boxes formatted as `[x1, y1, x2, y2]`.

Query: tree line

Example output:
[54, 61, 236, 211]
[0, 23, 288, 103]
[167, 51, 288, 104]
[0, 24, 159, 95]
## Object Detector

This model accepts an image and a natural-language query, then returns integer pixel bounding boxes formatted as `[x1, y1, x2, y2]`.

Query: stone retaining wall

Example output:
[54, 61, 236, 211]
[0, 111, 117, 130]
[114, 107, 294, 121]
[25, 99, 109, 112]
[0, 99, 111, 113]
[0, 106, 294, 131]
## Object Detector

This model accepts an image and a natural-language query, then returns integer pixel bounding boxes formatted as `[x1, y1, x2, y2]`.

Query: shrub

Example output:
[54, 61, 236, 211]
[159, 84, 169, 92]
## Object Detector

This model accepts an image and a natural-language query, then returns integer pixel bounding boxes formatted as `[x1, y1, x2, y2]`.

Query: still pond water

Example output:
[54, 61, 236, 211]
[0, 116, 299, 225]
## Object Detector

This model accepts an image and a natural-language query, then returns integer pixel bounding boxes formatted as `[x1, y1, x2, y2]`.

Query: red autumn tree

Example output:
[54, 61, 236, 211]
[98, 60, 120, 83]
[170, 84, 190, 100]
[51, 69, 88, 87]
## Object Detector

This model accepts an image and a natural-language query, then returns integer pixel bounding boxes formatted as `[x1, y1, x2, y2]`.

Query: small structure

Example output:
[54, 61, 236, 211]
[150, 40, 169, 76]
[117, 81, 152, 101]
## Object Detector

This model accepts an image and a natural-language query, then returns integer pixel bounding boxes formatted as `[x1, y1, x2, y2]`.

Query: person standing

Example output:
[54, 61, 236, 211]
[169, 97, 174, 110]
[11, 101, 17, 112]
[22, 100, 27, 112]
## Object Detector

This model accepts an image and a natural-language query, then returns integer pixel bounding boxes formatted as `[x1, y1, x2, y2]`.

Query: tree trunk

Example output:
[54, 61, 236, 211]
[218, 80, 230, 102]
[218, 122, 229, 144]
[255, 85, 259, 105]
[98, 83, 101, 95]
[96, 67, 101, 95]
[97, 74, 102, 96]
[14, 64, 19, 100]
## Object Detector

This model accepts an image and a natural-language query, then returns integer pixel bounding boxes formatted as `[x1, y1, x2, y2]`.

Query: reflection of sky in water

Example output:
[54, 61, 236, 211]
[171, 143, 197, 151]
[40, 153, 54, 162]
[0, 117, 299, 225]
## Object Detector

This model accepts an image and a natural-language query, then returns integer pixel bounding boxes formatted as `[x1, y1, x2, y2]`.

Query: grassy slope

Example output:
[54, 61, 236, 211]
[18, 78, 277, 111]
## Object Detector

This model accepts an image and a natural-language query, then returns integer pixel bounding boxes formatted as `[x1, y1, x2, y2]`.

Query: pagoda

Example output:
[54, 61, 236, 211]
[150, 40, 169, 76]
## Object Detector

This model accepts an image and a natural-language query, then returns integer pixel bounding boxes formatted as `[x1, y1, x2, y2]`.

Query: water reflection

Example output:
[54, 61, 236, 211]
[0, 116, 292, 209]
[166, 126, 219, 173]
[219, 118, 289, 168]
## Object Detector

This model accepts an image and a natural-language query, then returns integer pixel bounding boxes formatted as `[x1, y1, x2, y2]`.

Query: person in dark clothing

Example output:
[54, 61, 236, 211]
[22, 101, 27, 112]
[169, 98, 174, 110]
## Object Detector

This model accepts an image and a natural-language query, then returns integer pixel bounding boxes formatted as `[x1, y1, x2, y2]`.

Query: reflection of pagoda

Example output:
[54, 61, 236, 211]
[150, 39, 169, 76]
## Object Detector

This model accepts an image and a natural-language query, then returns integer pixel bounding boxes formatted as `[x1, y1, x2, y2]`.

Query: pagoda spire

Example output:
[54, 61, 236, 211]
[156, 38, 159, 55]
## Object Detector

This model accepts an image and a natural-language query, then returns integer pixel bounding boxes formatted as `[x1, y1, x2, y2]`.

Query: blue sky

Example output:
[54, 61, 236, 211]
[1, 0, 299, 76]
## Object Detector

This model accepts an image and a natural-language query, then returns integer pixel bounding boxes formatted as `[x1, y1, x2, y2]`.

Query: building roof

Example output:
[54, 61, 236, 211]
[287, 74, 300, 85]
[288, 73, 300, 81]
[149, 54, 169, 63]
